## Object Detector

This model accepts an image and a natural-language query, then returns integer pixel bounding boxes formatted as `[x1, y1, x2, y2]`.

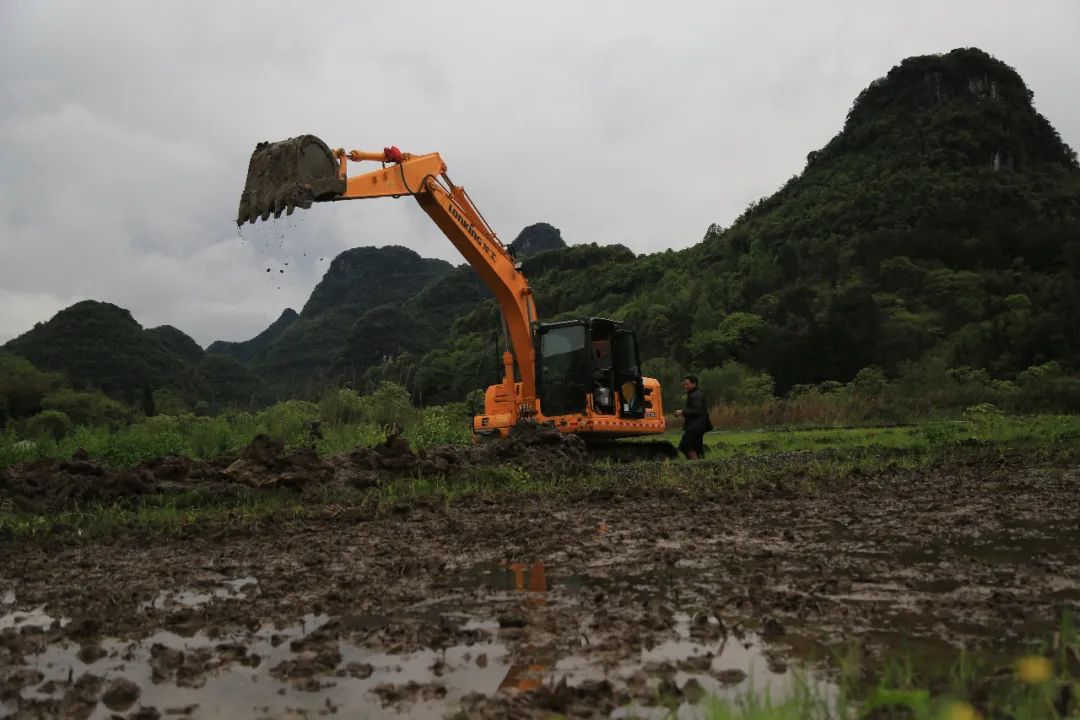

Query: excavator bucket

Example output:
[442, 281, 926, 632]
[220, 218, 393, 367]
[236, 135, 346, 225]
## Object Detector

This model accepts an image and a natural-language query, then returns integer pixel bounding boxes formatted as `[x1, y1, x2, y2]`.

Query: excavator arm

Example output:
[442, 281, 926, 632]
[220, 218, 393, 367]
[237, 136, 538, 411]
[336, 146, 539, 407]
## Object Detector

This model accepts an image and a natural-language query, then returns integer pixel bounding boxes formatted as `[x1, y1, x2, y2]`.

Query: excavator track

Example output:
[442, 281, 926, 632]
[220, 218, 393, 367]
[237, 135, 345, 225]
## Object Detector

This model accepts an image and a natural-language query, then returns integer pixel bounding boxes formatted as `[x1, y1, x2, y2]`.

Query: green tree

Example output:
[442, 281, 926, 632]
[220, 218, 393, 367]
[0, 351, 63, 418]
[26, 410, 73, 440]
[698, 362, 775, 404]
[362, 382, 415, 428]
[686, 313, 766, 368]
[141, 383, 156, 417]
[41, 388, 133, 427]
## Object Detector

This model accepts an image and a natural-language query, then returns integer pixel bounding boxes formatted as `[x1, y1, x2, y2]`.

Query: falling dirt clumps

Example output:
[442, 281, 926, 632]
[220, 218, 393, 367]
[0, 422, 590, 513]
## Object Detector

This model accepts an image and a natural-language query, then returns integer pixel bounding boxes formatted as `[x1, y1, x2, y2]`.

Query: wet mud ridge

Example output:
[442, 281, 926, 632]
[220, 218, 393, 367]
[0, 421, 589, 514]
[2, 454, 1079, 717]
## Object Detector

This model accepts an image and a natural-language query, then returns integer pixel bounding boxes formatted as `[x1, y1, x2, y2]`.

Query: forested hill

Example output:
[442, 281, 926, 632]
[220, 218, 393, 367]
[206, 308, 298, 364]
[4, 47, 1079, 414]
[508, 222, 566, 257]
[678, 47, 1080, 389]
[382, 47, 1080, 402]
[2, 300, 259, 411]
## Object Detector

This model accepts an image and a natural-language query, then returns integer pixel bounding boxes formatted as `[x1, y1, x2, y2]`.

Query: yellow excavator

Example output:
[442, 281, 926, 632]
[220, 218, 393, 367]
[238, 136, 673, 458]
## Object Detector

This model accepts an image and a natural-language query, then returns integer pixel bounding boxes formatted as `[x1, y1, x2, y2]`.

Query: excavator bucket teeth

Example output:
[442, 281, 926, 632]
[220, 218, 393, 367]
[236, 135, 346, 225]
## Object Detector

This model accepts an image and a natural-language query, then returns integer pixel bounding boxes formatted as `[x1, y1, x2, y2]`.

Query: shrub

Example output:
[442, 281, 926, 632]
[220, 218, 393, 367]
[319, 388, 365, 426]
[642, 357, 686, 401]
[0, 352, 62, 419]
[187, 416, 238, 458]
[362, 382, 416, 429]
[849, 367, 888, 398]
[464, 389, 486, 416]
[408, 405, 471, 447]
[697, 361, 774, 405]
[1015, 361, 1080, 411]
[41, 388, 133, 428]
[0, 428, 37, 466]
[964, 402, 1004, 428]
[25, 410, 73, 441]
[893, 358, 998, 414]
[255, 400, 319, 445]
[85, 425, 188, 467]
[152, 388, 190, 415]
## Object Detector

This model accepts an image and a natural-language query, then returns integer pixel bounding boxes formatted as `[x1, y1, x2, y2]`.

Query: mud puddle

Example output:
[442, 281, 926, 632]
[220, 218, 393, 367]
[142, 577, 258, 611]
[8, 613, 509, 719]
[0, 604, 68, 632]
[2, 563, 821, 719]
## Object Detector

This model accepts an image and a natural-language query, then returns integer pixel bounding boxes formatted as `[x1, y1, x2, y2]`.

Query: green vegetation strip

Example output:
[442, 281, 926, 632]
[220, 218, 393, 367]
[3, 415, 1080, 542]
[684, 412, 1080, 458]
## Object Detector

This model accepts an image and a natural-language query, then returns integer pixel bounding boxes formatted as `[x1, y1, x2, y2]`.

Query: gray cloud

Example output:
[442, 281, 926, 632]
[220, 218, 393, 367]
[1, 0, 1077, 345]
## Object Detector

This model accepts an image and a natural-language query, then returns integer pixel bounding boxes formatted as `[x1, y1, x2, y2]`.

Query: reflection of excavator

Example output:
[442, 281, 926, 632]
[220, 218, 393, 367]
[238, 136, 672, 456]
[498, 561, 548, 693]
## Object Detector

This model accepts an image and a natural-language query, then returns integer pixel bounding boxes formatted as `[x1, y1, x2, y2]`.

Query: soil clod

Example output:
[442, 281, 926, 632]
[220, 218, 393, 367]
[102, 677, 141, 712]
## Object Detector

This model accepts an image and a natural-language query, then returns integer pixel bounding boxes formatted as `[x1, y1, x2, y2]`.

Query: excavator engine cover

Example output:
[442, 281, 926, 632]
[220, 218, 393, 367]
[237, 135, 346, 225]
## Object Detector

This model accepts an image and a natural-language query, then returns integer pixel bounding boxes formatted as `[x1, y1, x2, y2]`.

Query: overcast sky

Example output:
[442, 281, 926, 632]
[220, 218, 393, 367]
[1, 1, 1077, 346]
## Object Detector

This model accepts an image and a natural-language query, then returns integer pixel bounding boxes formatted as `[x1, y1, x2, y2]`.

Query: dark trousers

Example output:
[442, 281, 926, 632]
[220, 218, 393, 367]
[679, 430, 706, 458]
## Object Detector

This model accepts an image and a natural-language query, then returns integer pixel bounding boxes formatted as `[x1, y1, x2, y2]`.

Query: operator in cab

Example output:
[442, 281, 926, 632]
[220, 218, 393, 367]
[674, 374, 711, 460]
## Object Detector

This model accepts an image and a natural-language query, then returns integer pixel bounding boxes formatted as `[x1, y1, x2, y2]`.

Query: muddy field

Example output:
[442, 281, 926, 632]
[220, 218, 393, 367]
[2, 450, 1079, 718]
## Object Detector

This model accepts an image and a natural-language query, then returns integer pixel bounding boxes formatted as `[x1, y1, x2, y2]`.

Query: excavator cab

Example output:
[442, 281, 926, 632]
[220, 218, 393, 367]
[536, 318, 646, 419]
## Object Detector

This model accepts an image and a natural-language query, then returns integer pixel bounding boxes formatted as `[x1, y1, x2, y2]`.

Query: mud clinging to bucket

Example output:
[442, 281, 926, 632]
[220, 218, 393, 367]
[237, 135, 346, 226]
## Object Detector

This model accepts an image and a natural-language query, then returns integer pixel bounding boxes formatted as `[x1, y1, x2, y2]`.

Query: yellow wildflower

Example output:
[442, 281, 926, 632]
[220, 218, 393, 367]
[1016, 655, 1053, 684]
[946, 701, 980, 720]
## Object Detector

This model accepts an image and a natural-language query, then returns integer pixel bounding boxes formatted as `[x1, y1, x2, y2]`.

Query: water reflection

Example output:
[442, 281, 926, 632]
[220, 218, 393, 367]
[499, 561, 550, 692]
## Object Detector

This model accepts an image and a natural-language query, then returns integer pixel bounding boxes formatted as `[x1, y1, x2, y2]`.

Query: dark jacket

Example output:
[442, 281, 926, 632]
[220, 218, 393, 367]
[682, 387, 712, 433]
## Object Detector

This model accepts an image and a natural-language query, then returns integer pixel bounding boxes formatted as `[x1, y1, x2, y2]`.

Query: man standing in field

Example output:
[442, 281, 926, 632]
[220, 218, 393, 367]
[674, 374, 711, 460]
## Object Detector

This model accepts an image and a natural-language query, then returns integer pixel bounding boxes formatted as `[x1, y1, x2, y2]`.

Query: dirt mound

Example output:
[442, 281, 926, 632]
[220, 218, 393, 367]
[0, 423, 590, 513]
[472, 420, 590, 475]
[224, 434, 332, 489]
[328, 422, 589, 489]
[0, 457, 156, 514]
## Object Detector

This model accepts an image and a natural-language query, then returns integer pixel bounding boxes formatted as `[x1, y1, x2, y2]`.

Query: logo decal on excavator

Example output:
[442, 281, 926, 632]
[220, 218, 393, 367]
[449, 204, 497, 263]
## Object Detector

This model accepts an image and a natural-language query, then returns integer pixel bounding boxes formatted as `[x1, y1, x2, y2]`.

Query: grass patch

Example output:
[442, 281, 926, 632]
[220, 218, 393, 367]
[0, 487, 310, 541]
[657, 414, 1080, 459]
